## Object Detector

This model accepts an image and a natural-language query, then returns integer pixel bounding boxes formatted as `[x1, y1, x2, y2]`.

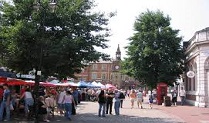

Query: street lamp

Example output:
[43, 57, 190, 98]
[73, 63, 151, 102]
[33, 1, 57, 123]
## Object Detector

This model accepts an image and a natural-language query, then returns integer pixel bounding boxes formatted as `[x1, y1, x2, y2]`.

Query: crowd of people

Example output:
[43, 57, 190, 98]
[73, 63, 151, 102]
[0, 84, 81, 122]
[97, 89, 122, 117]
[96, 87, 186, 118]
[0, 83, 132, 122]
[0, 82, 186, 122]
[96, 88, 152, 117]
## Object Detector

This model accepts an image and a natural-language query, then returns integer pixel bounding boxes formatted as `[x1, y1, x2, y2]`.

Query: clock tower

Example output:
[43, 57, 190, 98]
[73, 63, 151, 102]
[116, 44, 121, 61]
[113, 44, 121, 71]
[111, 44, 122, 88]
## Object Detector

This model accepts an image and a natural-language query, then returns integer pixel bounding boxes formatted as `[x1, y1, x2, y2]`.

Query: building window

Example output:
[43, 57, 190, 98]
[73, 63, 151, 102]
[101, 64, 107, 70]
[115, 75, 118, 79]
[92, 73, 97, 79]
[92, 64, 97, 70]
[101, 73, 106, 80]
[193, 77, 195, 91]
[193, 64, 197, 91]
[188, 79, 191, 91]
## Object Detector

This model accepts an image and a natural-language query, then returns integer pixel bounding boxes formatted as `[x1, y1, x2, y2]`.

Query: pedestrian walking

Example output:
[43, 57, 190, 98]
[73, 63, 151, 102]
[98, 90, 106, 117]
[179, 87, 186, 105]
[172, 90, 177, 106]
[106, 89, 114, 114]
[118, 90, 125, 108]
[38, 96, 50, 122]
[0, 84, 11, 121]
[129, 89, 136, 109]
[114, 89, 120, 115]
[148, 92, 154, 109]
[136, 90, 143, 109]
[72, 88, 79, 105]
[0, 86, 3, 106]
[57, 87, 66, 115]
[19, 88, 34, 119]
[62, 89, 75, 120]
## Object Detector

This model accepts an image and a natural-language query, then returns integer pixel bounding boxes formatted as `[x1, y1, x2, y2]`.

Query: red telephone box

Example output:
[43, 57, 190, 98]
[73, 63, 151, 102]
[157, 82, 167, 105]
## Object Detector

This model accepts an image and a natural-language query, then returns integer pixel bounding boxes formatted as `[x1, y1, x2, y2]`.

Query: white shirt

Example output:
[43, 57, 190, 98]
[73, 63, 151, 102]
[179, 90, 186, 96]
[136, 92, 143, 99]
[114, 92, 120, 102]
[64, 95, 73, 103]
[25, 92, 33, 99]
[58, 91, 66, 104]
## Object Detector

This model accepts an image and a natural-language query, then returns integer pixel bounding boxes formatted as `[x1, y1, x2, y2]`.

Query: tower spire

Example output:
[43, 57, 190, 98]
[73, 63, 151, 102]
[116, 44, 121, 61]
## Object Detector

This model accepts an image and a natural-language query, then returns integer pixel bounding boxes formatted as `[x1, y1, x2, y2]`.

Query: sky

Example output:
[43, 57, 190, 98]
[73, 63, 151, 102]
[4, 0, 209, 59]
[93, 0, 209, 59]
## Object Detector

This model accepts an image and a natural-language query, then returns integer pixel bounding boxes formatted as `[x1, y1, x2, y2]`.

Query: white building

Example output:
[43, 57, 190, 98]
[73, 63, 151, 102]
[184, 27, 209, 107]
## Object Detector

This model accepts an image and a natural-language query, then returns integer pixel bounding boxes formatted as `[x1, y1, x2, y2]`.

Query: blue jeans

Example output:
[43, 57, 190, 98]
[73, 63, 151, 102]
[0, 101, 10, 121]
[114, 101, 120, 115]
[64, 103, 72, 119]
[98, 103, 106, 117]
[25, 98, 34, 114]
[180, 96, 185, 105]
[58, 103, 65, 110]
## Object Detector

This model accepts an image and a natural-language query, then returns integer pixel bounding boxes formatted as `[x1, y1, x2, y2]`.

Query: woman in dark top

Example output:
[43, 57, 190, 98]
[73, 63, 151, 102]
[38, 96, 49, 122]
[98, 90, 106, 117]
[106, 89, 114, 114]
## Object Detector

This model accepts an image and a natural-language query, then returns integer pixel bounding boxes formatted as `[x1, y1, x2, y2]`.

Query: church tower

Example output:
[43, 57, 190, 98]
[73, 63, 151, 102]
[116, 44, 121, 61]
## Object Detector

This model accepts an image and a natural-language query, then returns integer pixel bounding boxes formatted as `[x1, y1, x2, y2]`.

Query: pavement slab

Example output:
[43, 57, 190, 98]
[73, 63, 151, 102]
[8, 97, 187, 123]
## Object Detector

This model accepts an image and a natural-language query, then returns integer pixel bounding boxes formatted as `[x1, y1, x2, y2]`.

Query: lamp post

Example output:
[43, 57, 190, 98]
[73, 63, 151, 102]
[33, 1, 57, 123]
[33, 1, 44, 122]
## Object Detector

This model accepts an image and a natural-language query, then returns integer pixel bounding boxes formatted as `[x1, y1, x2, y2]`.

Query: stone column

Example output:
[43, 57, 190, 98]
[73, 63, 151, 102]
[197, 53, 207, 107]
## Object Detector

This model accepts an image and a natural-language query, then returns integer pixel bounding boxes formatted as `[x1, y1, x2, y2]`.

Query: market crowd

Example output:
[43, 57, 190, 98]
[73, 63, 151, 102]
[0, 82, 162, 122]
[0, 84, 81, 122]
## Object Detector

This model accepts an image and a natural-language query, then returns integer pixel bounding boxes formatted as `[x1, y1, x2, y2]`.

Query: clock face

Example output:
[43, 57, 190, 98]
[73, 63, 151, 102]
[115, 65, 119, 70]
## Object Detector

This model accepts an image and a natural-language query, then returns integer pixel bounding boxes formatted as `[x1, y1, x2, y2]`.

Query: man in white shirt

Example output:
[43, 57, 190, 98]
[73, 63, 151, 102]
[136, 90, 143, 109]
[179, 87, 186, 106]
[57, 88, 66, 114]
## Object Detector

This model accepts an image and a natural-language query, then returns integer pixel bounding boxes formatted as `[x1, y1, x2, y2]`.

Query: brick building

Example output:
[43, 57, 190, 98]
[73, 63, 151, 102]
[75, 44, 137, 89]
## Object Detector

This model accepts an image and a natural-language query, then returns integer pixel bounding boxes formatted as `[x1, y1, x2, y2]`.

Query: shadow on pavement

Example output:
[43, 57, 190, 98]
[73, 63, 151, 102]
[72, 112, 185, 123]
[10, 110, 184, 123]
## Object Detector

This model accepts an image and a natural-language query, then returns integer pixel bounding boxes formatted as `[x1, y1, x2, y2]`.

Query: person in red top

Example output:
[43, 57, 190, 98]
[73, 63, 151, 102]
[0, 85, 3, 102]
[20, 86, 26, 96]
[50, 88, 57, 96]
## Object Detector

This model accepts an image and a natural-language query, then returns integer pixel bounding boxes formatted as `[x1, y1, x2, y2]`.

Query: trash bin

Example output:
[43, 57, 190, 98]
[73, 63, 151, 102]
[164, 96, 171, 106]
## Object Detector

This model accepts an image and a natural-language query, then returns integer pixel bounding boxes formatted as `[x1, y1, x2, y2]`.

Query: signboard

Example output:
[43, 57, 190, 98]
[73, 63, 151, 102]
[187, 71, 195, 78]
[16, 74, 35, 79]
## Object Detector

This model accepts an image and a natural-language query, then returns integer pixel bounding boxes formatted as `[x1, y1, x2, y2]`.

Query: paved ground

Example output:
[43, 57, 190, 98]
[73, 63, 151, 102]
[72, 100, 184, 123]
[12, 97, 185, 123]
[153, 100, 209, 123]
[8, 96, 209, 123]
[156, 94, 209, 123]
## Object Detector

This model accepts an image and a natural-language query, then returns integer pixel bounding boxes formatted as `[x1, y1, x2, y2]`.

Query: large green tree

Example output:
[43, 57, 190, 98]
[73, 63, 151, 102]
[124, 10, 184, 88]
[0, 0, 111, 79]
[0, 1, 7, 66]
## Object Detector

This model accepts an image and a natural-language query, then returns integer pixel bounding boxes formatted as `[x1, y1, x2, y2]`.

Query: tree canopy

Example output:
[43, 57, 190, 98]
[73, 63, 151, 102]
[123, 10, 184, 88]
[0, 0, 111, 79]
